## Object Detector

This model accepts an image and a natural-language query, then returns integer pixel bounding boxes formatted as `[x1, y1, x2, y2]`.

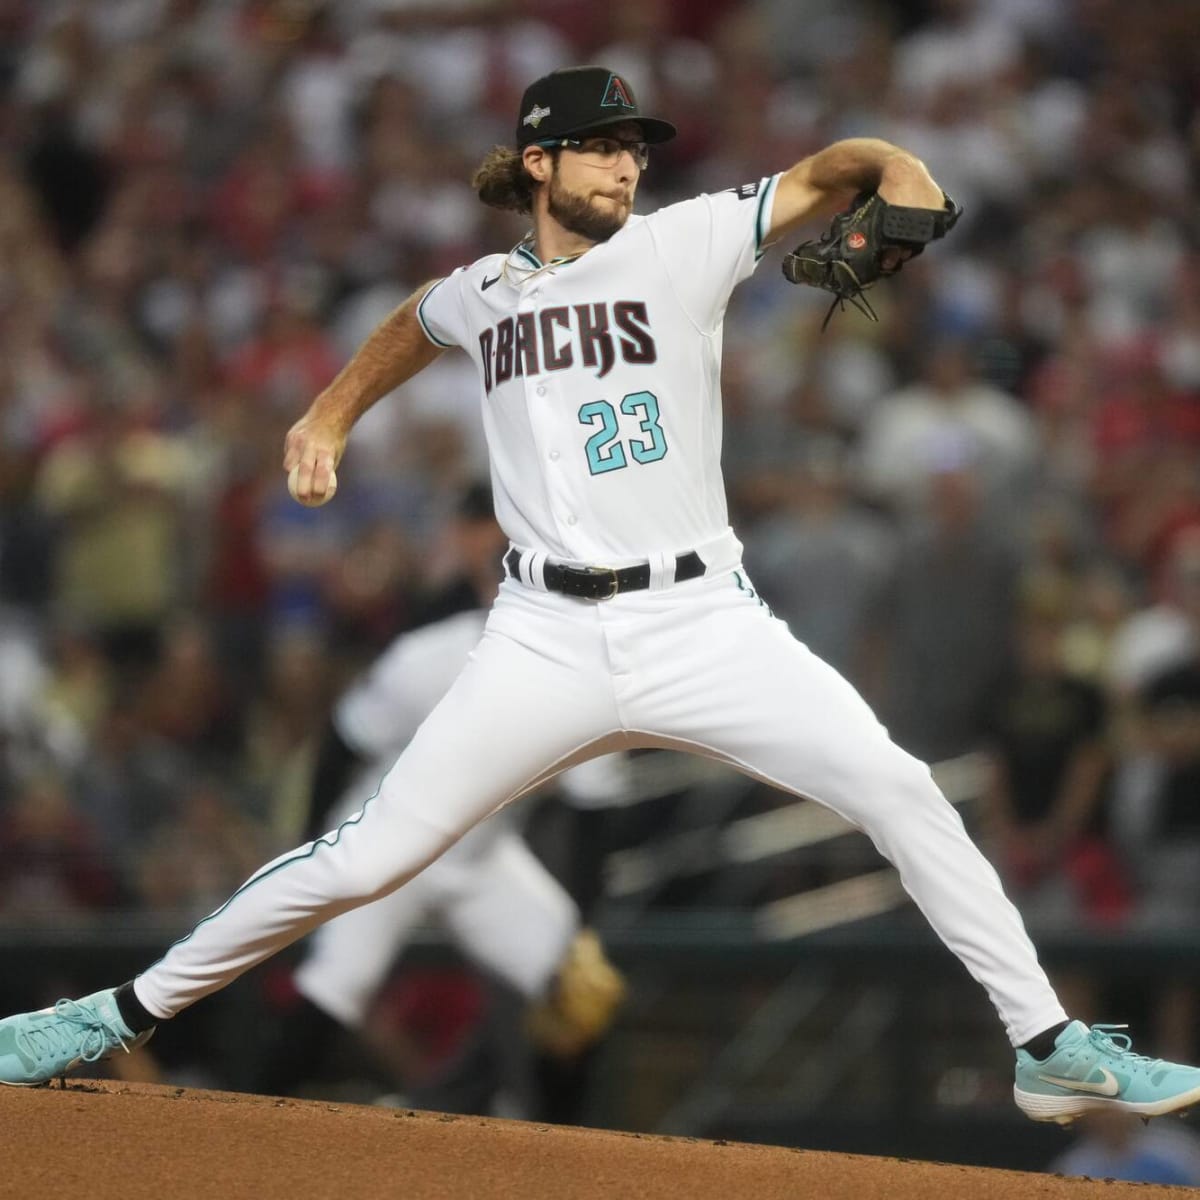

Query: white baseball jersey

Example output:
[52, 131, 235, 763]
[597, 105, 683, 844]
[415, 177, 781, 565]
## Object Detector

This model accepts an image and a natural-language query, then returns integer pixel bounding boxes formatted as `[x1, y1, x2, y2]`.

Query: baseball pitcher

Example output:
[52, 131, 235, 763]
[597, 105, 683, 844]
[4, 66, 1199, 1127]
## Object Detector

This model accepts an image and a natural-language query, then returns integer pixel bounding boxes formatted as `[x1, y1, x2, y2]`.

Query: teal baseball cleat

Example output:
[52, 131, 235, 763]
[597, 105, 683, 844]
[1015, 1021, 1200, 1125]
[0, 988, 154, 1086]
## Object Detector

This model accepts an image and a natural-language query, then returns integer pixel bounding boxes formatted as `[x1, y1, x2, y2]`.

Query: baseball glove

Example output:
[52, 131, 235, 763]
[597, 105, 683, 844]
[782, 190, 962, 329]
[526, 928, 626, 1059]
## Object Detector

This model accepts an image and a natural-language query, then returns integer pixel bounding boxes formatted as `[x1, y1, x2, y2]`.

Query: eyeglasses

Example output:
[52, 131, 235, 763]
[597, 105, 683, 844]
[537, 135, 650, 170]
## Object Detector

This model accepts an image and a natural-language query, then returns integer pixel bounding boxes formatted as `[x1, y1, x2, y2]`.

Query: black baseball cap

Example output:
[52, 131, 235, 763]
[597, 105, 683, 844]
[515, 66, 677, 149]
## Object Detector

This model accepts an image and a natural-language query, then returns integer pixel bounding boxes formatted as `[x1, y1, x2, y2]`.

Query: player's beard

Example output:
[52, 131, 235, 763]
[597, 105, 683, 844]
[547, 171, 629, 243]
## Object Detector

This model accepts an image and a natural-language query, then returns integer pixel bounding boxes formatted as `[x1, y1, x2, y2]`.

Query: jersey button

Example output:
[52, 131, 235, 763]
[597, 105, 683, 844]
[536, 385, 546, 396]
[566, 514, 577, 525]
[549, 450, 560, 461]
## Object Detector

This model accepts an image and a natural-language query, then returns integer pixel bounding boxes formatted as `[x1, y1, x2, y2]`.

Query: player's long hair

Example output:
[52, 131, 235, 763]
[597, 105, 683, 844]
[472, 145, 558, 214]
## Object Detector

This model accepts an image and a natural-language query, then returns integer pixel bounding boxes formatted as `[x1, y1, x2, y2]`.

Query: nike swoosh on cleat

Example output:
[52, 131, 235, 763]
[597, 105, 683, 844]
[1037, 1067, 1120, 1097]
[481, 274, 501, 291]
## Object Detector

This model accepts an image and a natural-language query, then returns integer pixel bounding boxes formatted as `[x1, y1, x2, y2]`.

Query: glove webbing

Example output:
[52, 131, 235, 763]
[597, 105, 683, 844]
[818, 264, 879, 331]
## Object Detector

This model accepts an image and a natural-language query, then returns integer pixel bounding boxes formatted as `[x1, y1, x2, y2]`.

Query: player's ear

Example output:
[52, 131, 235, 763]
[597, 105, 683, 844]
[523, 144, 553, 184]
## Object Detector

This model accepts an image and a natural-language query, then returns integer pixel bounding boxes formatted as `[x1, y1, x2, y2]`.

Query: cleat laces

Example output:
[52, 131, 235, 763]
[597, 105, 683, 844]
[1088, 1024, 1159, 1071]
[17, 1000, 133, 1068]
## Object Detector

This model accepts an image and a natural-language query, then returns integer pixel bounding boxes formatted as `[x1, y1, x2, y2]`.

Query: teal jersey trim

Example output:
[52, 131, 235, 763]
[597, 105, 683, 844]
[754, 175, 780, 261]
[416, 279, 454, 348]
[514, 245, 583, 273]
[141, 776, 388, 970]
[734, 569, 770, 611]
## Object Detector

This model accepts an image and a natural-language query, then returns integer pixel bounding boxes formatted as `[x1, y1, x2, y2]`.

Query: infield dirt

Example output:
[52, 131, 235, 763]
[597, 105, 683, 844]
[4, 1080, 1194, 1198]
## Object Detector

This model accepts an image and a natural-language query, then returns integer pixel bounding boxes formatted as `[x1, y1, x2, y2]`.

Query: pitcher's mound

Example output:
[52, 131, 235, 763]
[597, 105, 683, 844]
[3, 1080, 1190, 1198]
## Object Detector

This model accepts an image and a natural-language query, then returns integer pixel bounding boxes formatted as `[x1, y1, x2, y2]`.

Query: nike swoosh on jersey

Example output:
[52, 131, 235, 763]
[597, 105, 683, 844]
[481, 274, 501, 291]
[1036, 1067, 1120, 1096]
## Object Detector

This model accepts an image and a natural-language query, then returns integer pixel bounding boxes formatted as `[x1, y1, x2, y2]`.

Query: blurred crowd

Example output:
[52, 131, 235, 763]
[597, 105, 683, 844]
[0, 0, 1199, 1052]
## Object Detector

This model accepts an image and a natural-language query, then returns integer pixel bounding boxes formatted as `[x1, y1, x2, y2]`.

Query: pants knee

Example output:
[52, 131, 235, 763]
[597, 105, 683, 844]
[316, 811, 456, 906]
[857, 755, 956, 845]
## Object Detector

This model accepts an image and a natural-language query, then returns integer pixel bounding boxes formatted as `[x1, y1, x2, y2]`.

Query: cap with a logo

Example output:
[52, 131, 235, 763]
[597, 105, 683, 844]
[516, 67, 676, 149]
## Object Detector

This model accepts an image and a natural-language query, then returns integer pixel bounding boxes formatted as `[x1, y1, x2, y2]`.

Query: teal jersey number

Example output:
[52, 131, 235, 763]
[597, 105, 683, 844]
[620, 391, 667, 464]
[578, 400, 627, 474]
[578, 391, 667, 476]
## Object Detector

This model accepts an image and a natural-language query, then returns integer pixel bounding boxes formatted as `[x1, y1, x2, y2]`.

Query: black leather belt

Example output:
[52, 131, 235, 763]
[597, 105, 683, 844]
[504, 547, 706, 600]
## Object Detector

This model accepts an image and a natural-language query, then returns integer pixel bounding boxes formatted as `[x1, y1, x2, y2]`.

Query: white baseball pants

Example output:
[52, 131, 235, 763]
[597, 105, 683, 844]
[134, 564, 1066, 1046]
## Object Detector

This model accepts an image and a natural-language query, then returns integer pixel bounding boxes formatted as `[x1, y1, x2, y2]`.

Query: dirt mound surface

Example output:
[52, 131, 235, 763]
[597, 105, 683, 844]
[5, 1080, 1191, 1199]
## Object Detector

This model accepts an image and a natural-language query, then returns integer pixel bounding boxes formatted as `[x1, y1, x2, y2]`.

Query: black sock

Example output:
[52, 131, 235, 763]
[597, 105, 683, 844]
[115, 980, 159, 1035]
[1020, 1020, 1071, 1061]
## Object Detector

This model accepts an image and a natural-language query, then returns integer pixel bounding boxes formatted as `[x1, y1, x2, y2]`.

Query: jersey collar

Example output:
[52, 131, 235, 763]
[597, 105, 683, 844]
[503, 237, 588, 285]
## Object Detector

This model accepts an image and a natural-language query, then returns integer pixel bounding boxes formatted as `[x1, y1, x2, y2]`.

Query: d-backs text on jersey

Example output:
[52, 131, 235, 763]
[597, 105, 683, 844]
[479, 301, 657, 392]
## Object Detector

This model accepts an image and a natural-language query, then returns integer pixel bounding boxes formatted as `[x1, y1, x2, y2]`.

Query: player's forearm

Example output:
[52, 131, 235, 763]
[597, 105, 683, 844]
[283, 284, 445, 493]
[307, 283, 445, 439]
[769, 139, 943, 240]
[801, 138, 935, 200]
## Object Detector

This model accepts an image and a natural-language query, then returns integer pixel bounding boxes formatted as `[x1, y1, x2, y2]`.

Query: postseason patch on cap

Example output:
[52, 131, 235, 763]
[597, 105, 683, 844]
[523, 103, 551, 129]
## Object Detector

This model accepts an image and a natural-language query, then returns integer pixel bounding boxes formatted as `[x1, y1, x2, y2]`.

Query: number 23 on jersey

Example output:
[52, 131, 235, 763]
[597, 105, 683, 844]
[578, 391, 668, 475]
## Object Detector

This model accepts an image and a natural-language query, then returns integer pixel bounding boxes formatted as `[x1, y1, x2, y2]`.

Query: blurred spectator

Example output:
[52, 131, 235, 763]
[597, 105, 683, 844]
[1058, 561, 1136, 686]
[0, 441, 54, 611]
[22, 93, 110, 253]
[277, 6, 356, 175]
[242, 628, 334, 842]
[891, 0, 1023, 108]
[866, 448, 1020, 761]
[223, 281, 342, 416]
[74, 688, 190, 864]
[0, 606, 52, 797]
[0, 607, 89, 785]
[1123, 649, 1200, 929]
[0, 769, 117, 920]
[322, 518, 420, 657]
[1107, 530, 1200, 700]
[1049, 1108, 1200, 1187]
[1109, 535, 1200, 1060]
[979, 576, 1123, 931]
[592, 0, 718, 116]
[856, 335, 1037, 517]
[33, 391, 192, 675]
[136, 776, 273, 920]
[199, 395, 281, 684]
[39, 623, 111, 750]
[137, 615, 242, 764]
[741, 437, 893, 685]
[408, 480, 509, 629]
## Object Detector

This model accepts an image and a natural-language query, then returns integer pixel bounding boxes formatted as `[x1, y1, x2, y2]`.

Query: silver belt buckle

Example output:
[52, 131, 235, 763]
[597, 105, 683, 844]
[582, 566, 620, 600]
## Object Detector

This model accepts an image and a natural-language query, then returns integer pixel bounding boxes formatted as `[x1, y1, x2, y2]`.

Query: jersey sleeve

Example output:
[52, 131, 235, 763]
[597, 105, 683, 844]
[642, 174, 781, 330]
[415, 269, 469, 349]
